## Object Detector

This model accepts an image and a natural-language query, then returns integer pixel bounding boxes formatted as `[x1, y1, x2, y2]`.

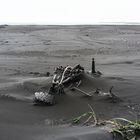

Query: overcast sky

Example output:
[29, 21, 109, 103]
[0, 0, 140, 24]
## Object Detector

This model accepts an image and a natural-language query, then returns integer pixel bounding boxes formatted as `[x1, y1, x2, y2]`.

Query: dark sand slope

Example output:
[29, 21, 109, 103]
[0, 25, 140, 140]
[0, 75, 115, 140]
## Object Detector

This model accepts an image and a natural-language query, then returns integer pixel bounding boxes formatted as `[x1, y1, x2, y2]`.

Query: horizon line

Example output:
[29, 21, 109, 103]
[1, 22, 140, 26]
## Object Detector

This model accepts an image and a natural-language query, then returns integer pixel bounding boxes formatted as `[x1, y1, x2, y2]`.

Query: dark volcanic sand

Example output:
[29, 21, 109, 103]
[0, 25, 140, 140]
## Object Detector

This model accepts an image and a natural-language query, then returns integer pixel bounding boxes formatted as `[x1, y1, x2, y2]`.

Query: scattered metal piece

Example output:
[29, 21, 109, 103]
[34, 92, 55, 105]
[76, 80, 82, 87]
[92, 58, 96, 74]
[72, 87, 93, 97]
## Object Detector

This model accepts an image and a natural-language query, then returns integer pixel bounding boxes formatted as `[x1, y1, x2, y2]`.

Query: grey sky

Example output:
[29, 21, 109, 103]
[0, 0, 140, 24]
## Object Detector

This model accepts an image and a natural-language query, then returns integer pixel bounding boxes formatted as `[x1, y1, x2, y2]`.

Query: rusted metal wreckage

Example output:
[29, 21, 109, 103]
[34, 58, 120, 105]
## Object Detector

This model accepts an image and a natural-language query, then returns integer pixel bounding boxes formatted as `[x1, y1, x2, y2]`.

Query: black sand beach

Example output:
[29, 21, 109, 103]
[0, 25, 140, 140]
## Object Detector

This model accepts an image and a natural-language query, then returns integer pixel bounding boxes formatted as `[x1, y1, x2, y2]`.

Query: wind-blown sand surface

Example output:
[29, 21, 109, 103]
[0, 25, 140, 140]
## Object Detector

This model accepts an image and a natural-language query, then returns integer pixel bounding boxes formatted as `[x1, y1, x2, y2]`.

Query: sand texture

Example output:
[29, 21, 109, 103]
[0, 25, 140, 140]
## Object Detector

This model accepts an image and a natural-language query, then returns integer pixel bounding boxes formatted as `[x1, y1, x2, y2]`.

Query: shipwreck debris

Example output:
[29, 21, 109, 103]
[71, 87, 93, 97]
[34, 92, 55, 105]
[94, 86, 122, 103]
[92, 58, 96, 74]
[109, 86, 122, 103]
[33, 58, 121, 105]
[87, 58, 102, 77]
[34, 64, 84, 105]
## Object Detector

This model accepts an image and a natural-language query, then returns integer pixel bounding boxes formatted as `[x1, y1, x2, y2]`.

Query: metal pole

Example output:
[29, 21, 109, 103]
[92, 58, 96, 74]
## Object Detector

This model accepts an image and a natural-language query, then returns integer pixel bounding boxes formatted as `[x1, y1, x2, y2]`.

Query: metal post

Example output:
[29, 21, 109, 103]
[92, 58, 96, 74]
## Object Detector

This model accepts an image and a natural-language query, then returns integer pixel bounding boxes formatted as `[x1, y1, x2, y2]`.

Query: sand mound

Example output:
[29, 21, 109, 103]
[23, 77, 53, 92]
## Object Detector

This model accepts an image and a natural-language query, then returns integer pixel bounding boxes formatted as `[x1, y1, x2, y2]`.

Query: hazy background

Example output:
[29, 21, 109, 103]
[0, 0, 140, 25]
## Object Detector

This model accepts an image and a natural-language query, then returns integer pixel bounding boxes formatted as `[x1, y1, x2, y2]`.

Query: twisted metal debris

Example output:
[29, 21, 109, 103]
[34, 64, 84, 105]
